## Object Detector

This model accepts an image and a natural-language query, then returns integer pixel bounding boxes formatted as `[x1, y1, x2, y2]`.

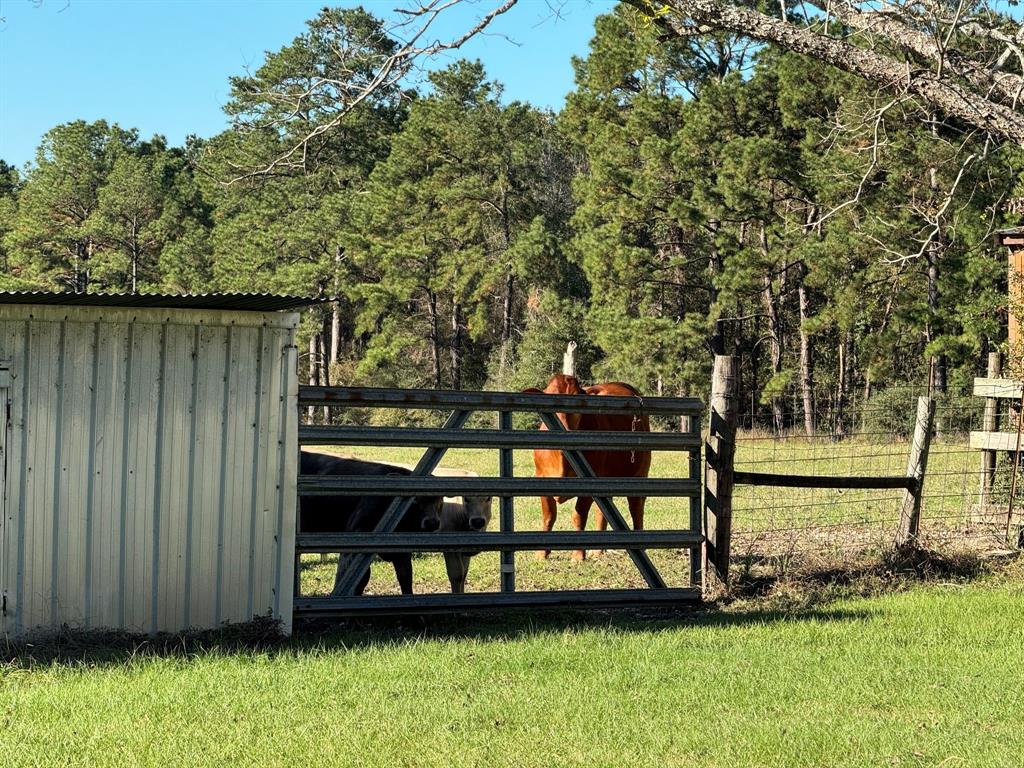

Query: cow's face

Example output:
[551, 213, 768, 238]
[417, 496, 443, 531]
[466, 496, 493, 530]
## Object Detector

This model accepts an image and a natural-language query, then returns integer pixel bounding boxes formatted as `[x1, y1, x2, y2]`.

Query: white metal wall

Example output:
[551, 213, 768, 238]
[0, 304, 298, 638]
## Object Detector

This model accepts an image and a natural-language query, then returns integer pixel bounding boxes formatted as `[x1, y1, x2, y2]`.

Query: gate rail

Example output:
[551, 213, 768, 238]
[294, 385, 704, 616]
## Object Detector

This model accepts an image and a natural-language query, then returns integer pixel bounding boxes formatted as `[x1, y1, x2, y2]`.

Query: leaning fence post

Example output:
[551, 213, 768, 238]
[896, 396, 935, 547]
[705, 355, 738, 583]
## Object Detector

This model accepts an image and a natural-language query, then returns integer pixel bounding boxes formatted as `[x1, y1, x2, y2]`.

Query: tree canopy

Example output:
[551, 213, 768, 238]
[2, 2, 1021, 429]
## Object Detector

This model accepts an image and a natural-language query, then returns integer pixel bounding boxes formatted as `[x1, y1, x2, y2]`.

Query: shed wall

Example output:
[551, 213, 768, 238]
[0, 304, 298, 638]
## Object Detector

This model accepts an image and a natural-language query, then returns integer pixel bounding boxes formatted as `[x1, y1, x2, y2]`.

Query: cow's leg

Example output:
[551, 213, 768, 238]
[571, 497, 593, 561]
[536, 496, 558, 559]
[444, 552, 470, 593]
[393, 555, 414, 595]
[627, 496, 646, 530]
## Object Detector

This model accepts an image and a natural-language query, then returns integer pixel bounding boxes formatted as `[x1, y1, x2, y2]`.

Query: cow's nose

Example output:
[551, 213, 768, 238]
[469, 516, 487, 530]
[422, 517, 440, 532]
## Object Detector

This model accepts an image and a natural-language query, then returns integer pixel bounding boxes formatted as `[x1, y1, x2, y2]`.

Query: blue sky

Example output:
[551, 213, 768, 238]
[0, 0, 615, 168]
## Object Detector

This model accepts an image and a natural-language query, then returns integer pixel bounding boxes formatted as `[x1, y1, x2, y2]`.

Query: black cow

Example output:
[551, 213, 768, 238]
[300, 451, 443, 595]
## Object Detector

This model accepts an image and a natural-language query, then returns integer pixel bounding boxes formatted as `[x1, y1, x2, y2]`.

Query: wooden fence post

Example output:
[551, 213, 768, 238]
[705, 355, 738, 582]
[896, 396, 935, 547]
[980, 352, 1001, 507]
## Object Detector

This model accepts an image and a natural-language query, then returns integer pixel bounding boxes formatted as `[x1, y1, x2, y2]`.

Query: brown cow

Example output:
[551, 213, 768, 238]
[524, 374, 651, 561]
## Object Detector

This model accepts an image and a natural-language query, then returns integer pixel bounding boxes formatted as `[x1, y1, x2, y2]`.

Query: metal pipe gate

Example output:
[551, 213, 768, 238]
[293, 385, 704, 616]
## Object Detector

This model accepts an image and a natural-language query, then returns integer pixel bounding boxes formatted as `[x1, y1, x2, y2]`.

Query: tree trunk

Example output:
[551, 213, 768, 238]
[708, 218, 726, 355]
[835, 330, 854, 438]
[307, 332, 318, 423]
[320, 315, 331, 423]
[798, 269, 814, 437]
[926, 129, 948, 394]
[131, 240, 139, 295]
[331, 245, 343, 365]
[760, 225, 784, 433]
[499, 269, 515, 374]
[330, 304, 341, 364]
[427, 290, 442, 389]
[451, 300, 463, 390]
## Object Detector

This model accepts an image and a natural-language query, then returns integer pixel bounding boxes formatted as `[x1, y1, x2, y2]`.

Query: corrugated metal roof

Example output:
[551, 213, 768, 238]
[998, 228, 1024, 246]
[0, 290, 322, 312]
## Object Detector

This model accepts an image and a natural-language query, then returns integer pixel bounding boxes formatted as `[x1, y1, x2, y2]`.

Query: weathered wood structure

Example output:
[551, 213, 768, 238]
[1000, 228, 1024, 350]
[970, 369, 1024, 529]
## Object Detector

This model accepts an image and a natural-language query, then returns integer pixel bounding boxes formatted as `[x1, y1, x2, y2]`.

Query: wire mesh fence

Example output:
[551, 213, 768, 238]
[731, 385, 1017, 571]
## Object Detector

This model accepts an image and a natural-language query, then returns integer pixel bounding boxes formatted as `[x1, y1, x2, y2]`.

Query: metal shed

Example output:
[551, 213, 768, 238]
[0, 292, 305, 638]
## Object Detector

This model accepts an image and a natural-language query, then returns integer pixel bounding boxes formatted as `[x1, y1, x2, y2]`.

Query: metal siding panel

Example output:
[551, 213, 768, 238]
[181, 326, 201, 629]
[247, 329, 264, 620]
[122, 322, 160, 632]
[276, 337, 298, 634]
[55, 320, 93, 628]
[255, 328, 287, 619]
[156, 324, 194, 632]
[188, 325, 227, 629]
[24, 320, 60, 632]
[221, 326, 259, 623]
[0, 307, 297, 637]
[5, 321, 29, 636]
[90, 322, 129, 629]
[0, 321, 26, 637]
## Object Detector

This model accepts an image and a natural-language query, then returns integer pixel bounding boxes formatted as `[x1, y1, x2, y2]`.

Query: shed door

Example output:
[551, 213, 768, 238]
[0, 368, 8, 619]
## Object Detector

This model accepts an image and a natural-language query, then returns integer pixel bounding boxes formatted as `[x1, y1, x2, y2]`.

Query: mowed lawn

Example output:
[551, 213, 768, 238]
[2, 574, 1022, 767]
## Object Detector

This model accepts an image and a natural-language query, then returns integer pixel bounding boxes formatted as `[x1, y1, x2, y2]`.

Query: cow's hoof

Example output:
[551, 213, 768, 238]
[535, 550, 551, 561]
[591, 549, 607, 558]
[571, 549, 586, 562]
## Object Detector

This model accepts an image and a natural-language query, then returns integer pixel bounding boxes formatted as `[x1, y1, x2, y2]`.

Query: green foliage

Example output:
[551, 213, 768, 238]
[3, 2, 1020, 415]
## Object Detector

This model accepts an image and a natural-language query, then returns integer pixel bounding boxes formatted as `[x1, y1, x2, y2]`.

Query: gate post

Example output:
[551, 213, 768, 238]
[499, 410, 515, 592]
[705, 355, 738, 583]
[896, 396, 935, 547]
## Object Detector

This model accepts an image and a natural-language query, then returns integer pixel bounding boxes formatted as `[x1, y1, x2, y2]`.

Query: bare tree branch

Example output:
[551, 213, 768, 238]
[623, 0, 1024, 145]
[227, 0, 519, 183]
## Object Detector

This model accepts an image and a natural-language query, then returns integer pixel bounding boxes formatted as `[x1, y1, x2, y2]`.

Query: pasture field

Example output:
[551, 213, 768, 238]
[299, 435, 981, 596]
[2, 566, 1022, 768]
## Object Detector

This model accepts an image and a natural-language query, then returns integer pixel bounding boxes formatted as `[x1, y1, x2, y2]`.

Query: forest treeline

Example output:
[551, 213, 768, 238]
[2, 5, 1022, 430]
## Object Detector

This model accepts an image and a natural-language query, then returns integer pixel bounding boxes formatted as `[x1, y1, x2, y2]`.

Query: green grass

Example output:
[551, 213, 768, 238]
[299, 436, 981, 596]
[3, 573, 1022, 767]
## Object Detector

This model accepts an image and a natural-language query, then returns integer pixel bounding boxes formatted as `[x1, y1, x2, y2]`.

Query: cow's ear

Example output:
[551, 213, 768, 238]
[583, 385, 601, 396]
[522, 387, 543, 395]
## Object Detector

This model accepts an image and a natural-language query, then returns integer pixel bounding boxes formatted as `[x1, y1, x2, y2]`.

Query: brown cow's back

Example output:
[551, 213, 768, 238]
[532, 376, 651, 488]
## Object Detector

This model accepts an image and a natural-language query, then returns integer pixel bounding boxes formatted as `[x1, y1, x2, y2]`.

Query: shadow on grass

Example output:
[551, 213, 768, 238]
[725, 544, 1013, 602]
[2, 601, 869, 670]
[4, 547, 1016, 670]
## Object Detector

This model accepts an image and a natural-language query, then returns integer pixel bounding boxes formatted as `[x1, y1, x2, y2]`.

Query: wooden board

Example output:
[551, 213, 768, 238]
[969, 431, 1024, 451]
[1009, 245, 1024, 349]
[973, 377, 1024, 399]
